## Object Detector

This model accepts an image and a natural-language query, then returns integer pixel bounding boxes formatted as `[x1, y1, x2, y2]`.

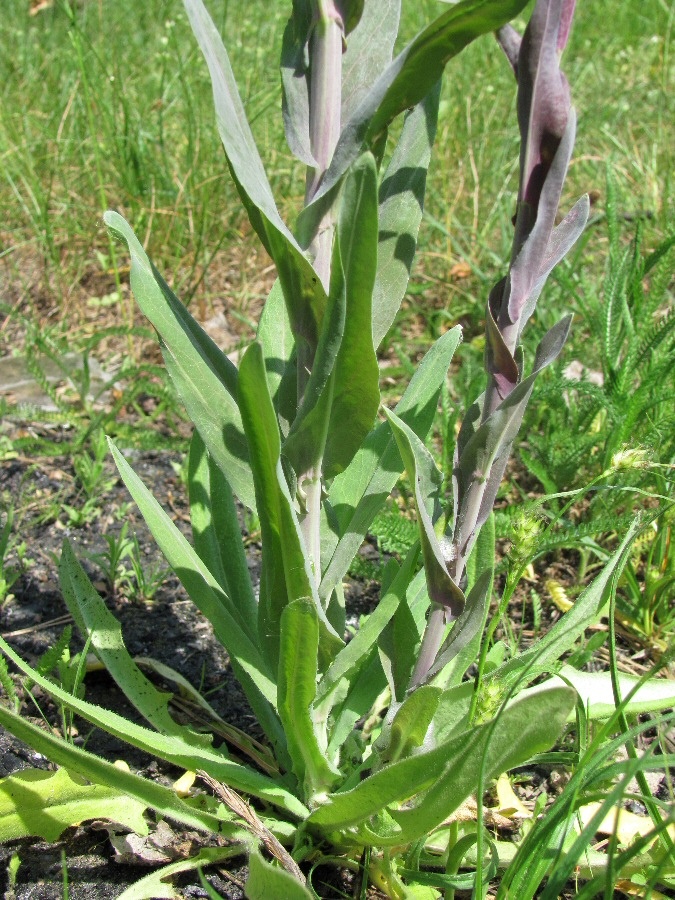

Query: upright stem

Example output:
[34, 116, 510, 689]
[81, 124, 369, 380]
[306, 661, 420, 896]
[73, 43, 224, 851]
[298, 1, 344, 577]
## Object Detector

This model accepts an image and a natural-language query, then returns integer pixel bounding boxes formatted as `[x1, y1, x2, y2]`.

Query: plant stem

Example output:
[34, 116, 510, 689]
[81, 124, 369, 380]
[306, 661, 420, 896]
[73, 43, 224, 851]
[298, 1, 344, 575]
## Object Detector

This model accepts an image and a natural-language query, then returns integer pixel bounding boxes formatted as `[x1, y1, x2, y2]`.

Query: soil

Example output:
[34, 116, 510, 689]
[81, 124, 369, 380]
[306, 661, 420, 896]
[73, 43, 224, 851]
[0, 418, 395, 898]
[0, 416, 673, 899]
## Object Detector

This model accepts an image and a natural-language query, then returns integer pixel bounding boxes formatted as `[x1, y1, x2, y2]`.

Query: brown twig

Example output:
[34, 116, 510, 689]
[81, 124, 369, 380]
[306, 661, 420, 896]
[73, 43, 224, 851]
[198, 770, 306, 886]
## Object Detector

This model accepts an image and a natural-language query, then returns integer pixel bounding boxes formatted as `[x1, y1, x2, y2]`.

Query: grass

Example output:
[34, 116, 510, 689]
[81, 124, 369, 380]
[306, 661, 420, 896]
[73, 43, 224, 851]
[0, 1, 671, 346]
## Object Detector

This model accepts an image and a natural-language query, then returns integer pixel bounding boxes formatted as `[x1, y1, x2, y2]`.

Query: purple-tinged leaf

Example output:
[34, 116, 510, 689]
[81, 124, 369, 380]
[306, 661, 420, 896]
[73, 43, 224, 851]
[502, 110, 577, 348]
[385, 409, 465, 618]
[298, 0, 530, 246]
[453, 316, 572, 558]
[516, 0, 572, 211]
[496, 24, 521, 74]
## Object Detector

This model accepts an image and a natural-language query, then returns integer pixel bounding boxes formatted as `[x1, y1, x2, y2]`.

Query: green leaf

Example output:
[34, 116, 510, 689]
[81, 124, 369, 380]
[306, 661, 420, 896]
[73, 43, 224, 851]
[317, 543, 420, 706]
[490, 523, 639, 687]
[299, 0, 529, 243]
[385, 408, 465, 615]
[245, 849, 314, 900]
[103, 211, 254, 512]
[525, 665, 675, 723]
[0, 767, 148, 842]
[341, 0, 400, 126]
[188, 430, 258, 638]
[117, 847, 242, 900]
[323, 151, 381, 476]
[59, 540, 213, 747]
[373, 83, 441, 348]
[320, 326, 461, 599]
[107, 440, 288, 759]
[278, 600, 340, 797]
[283, 153, 380, 477]
[379, 685, 442, 764]
[0, 639, 307, 818]
[184, 0, 326, 354]
[256, 280, 297, 435]
[0, 706, 246, 838]
[307, 686, 574, 844]
[238, 343, 342, 671]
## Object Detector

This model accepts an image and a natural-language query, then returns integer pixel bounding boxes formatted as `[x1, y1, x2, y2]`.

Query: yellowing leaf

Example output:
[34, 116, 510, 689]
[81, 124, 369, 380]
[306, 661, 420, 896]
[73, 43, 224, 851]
[0, 767, 148, 842]
[493, 772, 532, 820]
[579, 801, 675, 847]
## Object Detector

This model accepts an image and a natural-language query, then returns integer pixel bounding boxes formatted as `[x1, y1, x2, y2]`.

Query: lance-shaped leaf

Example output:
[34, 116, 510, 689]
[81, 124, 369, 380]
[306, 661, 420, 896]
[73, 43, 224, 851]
[0, 641, 306, 818]
[298, 0, 529, 245]
[188, 430, 258, 637]
[453, 315, 571, 558]
[373, 82, 441, 349]
[107, 440, 287, 759]
[238, 343, 343, 672]
[316, 543, 420, 707]
[378, 565, 428, 703]
[423, 568, 493, 686]
[385, 408, 465, 617]
[307, 686, 574, 843]
[341, 0, 400, 126]
[103, 212, 255, 513]
[283, 152, 380, 477]
[320, 326, 461, 599]
[256, 280, 297, 436]
[60, 540, 215, 748]
[0, 708, 245, 839]
[487, 522, 639, 687]
[278, 599, 340, 797]
[184, 0, 326, 351]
